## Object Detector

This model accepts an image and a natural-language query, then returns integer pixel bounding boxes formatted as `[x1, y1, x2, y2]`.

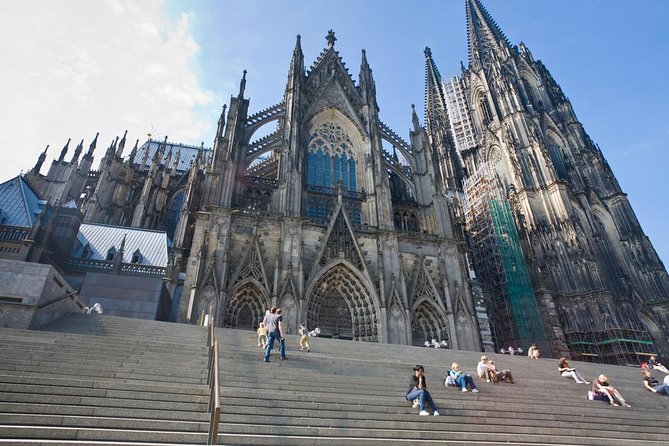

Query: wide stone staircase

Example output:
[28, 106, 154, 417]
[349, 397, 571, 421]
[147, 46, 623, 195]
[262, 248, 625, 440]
[0, 314, 668, 445]
[217, 330, 669, 446]
[0, 314, 210, 444]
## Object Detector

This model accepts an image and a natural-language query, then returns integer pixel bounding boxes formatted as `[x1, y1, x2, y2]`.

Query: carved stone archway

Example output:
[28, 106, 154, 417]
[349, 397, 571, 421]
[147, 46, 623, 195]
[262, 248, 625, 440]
[306, 262, 379, 342]
[224, 281, 268, 330]
[411, 299, 449, 346]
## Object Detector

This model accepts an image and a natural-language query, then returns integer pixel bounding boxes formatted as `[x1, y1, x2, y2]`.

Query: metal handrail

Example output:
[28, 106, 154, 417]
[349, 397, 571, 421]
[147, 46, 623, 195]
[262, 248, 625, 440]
[206, 310, 220, 445]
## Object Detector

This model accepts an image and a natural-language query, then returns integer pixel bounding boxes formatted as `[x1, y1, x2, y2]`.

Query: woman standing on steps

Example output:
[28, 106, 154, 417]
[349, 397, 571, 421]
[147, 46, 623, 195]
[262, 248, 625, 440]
[406, 365, 440, 416]
[558, 357, 590, 384]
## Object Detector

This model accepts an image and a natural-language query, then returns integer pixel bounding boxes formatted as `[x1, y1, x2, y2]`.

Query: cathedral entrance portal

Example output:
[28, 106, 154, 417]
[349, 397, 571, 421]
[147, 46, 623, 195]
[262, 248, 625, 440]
[307, 263, 379, 342]
[317, 291, 354, 339]
[224, 282, 268, 330]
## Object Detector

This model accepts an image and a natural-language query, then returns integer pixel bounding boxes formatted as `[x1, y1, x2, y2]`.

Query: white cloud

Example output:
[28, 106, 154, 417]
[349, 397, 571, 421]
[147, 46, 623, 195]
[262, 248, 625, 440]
[0, 0, 214, 182]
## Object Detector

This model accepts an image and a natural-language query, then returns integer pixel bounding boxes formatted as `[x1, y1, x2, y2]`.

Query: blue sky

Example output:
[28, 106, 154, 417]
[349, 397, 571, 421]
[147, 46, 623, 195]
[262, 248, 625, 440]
[1, 0, 668, 269]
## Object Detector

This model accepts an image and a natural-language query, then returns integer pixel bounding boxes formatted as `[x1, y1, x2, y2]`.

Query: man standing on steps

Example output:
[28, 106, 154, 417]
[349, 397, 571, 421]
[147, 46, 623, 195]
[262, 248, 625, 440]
[263, 307, 285, 362]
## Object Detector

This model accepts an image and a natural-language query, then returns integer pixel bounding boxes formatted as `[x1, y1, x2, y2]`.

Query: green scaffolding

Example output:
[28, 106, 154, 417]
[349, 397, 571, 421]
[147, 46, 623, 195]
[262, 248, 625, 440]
[488, 199, 549, 352]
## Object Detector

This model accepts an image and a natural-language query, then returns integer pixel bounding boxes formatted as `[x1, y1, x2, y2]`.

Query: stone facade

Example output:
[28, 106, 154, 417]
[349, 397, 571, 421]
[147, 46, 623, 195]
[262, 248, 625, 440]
[0, 259, 85, 329]
[177, 34, 481, 349]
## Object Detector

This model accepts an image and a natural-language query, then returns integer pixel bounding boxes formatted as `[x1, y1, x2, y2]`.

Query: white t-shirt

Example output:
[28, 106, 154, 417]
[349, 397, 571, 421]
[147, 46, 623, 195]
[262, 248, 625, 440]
[476, 361, 488, 376]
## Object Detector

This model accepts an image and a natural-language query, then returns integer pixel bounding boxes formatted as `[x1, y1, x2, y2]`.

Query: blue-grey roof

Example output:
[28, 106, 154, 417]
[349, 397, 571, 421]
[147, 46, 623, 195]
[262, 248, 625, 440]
[74, 223, 169, 267]
[134, 140, 211, 172]
[0, 176, 46, 227]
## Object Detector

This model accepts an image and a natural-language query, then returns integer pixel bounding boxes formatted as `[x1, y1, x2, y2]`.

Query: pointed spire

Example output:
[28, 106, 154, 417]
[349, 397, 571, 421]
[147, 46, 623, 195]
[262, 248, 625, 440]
[86, 132, 99, 158]
[58, 138, 71, 162]
[294, 34, 303, 56]
[70, 139, 84, 164]
[106, 137, 119, 158]
[359, 48, 371, 80]
[285, 34, 305, 96]
[116, 130, 128, 157]
[238, 70, 247, 98]
[466, 0, 512, 67]
[326, 29, 337, 48]
[33, 145, 49, 174]
[423, 47, 448, 135]
[128, 139, 139, 165]
[411, 104, 420, 132]
[165, 144, 173, 168]
[215, 104, 227, 141]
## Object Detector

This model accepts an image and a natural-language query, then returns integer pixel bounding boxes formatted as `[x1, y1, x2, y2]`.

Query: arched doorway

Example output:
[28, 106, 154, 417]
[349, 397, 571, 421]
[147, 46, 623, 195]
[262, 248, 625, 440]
[411, 299, 449, 346]
[306, 263, 379, 342]
[225, 282, 268, 330]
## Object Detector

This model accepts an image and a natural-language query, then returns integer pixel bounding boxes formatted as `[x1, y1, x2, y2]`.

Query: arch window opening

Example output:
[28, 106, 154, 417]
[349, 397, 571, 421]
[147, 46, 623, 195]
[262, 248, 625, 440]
[306, 122, 358, 192]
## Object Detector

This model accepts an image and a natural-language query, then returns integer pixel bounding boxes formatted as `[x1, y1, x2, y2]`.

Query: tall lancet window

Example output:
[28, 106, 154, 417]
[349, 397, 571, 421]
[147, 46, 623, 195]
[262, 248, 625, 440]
[306, 122, 357, 191]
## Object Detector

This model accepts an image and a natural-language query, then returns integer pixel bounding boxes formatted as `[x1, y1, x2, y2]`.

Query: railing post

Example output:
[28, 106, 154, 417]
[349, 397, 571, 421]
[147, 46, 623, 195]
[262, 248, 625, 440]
[205, 309, 220, 445]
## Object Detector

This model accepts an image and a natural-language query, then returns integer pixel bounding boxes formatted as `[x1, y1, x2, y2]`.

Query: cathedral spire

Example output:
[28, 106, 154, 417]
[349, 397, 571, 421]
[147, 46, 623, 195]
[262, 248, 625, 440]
[70, 139, 84, 164]
[33, 145, 48, 174]
[116, 130, 128, 157]
[238, 70, 247, 98]
[215, 104, 227, 143]
[465, 0, 512, 67]
[128, 139, 139, 165]
[86, 132, 99, 158]
[411, 104, 420, 132]
[286, 34, 304, 89]
[423, 47, 448, 135]
[358, 49, 376, 105]
[58, 138, 71, 162]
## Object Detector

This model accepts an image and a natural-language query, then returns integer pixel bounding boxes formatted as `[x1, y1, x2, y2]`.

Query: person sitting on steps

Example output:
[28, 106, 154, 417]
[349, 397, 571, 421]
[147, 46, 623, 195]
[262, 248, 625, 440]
[488, 361, 514, 384]
[558, 357, 590, 384]
[592, 374, 630, 407]
[648, 355, 669, 374]
[449, 362, 479, 392]
[642, 368, 669, 395]
[405, 365, 440, 416]
[477, 355, 495, 382]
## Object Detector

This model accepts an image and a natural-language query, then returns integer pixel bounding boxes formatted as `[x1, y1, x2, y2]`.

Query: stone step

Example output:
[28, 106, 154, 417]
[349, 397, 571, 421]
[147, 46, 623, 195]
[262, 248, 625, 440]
[0, 368, 205, 386]
[0, 392, 207, 412]
[219, 400, 668, 429]
[216, 423, 667, 446]
[0, 402, 209, 422]
[0, 426, 205, 443]
[0, 384, 207, 403]
[0, 374, 208, 396]
[0, 413, 207, 432]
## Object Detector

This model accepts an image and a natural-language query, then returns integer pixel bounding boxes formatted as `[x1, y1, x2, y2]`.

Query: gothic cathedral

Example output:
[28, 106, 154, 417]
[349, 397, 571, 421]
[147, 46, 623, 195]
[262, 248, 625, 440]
[17, 0, 669, 363]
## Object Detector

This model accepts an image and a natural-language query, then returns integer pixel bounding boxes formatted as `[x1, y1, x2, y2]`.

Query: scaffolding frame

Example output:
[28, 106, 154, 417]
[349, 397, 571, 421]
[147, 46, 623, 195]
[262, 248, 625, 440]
[563, 307, 655, 366]
[464, 163, 549, 354]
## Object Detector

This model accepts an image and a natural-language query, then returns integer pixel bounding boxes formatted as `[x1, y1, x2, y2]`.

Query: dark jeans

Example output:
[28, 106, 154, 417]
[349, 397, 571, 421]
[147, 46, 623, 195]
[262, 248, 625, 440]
[264, 331, 285, 361]
[406, 388, 438, 412]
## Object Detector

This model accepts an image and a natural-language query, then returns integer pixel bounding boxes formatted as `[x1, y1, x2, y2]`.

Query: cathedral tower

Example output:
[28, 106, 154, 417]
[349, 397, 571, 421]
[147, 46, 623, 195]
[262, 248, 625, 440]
[456, 0, 669, 362]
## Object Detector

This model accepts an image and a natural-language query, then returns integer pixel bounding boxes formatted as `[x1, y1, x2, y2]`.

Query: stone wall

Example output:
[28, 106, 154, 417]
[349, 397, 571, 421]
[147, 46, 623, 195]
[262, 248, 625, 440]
[0, 259, 85, 329]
